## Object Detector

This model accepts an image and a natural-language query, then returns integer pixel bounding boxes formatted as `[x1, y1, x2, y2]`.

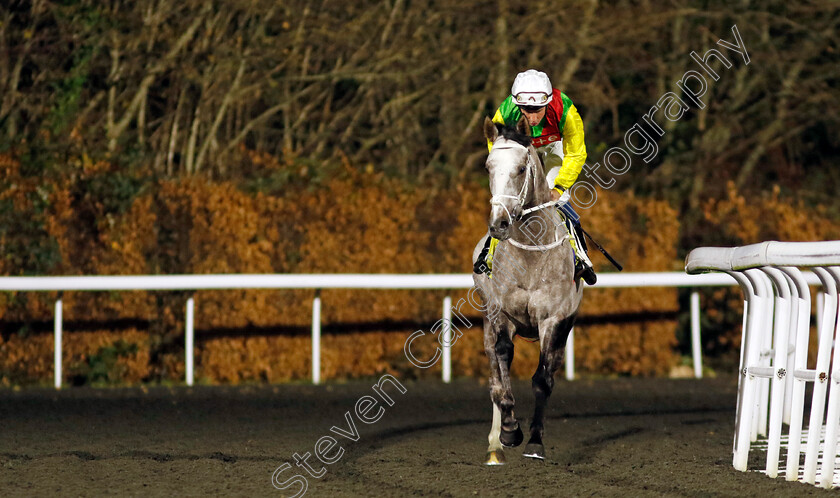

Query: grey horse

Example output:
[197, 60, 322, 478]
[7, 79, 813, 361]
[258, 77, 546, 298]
[473, 116, 584, 465]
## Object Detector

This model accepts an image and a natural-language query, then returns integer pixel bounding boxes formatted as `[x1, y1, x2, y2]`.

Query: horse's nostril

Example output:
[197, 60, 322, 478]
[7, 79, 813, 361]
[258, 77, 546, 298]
[500, 220, 509, 230]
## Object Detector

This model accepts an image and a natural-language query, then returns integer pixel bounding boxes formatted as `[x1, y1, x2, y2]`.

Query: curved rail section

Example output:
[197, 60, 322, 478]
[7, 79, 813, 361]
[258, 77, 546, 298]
[686, 241, 840, 488]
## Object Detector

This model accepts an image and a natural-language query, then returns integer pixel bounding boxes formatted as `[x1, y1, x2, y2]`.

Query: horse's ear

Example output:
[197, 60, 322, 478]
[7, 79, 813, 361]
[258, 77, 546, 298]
[483, 116, 498, 142]
[516, 115, 531, 137]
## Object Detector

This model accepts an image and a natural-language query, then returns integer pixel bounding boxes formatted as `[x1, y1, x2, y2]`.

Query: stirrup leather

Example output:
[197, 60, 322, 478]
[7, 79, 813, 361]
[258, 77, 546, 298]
[566, 220, 593, 268]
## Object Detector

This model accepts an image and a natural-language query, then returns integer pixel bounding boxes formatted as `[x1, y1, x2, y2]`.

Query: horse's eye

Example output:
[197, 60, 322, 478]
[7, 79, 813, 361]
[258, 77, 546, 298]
[519, 166, 526, 174]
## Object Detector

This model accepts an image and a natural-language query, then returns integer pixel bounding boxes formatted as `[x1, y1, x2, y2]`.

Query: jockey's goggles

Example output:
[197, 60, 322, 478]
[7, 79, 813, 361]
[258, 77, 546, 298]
[512, 91, 551, 107]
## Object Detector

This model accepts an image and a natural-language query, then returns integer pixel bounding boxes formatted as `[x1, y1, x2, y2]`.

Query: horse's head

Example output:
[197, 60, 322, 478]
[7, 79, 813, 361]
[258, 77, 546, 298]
[483, 116, 537, 241]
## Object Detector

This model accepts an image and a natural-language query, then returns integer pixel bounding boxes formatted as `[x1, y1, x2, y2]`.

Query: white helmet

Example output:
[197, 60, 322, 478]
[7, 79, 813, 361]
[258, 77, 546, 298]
[511, 69, 553, 106]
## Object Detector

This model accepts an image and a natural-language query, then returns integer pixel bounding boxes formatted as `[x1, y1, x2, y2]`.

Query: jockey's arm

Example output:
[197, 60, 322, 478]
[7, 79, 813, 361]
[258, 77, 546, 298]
[553, 104, 587, 192]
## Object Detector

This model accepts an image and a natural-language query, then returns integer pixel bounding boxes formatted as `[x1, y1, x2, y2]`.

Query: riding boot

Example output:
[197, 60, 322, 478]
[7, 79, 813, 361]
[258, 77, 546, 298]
[473, 237, 493, 275]
[574, 259, 597, 285]
[571, 222, 597, 285]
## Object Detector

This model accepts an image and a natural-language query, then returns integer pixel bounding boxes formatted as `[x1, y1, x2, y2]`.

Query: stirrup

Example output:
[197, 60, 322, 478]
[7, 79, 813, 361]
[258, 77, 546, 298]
[574, 259, 597, 285]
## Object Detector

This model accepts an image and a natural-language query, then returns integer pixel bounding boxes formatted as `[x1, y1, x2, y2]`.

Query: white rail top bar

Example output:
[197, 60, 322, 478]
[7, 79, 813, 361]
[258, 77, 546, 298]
[687, 241, 840, 273]
[0, 271, 743, 291]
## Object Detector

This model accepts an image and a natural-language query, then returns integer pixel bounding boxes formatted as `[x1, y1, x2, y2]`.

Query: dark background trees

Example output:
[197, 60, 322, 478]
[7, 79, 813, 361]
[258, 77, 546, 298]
[2, 1, 837, 198]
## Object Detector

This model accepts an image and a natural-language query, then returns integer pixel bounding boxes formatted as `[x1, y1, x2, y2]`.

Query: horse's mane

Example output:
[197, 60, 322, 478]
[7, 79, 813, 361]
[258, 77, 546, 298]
[495, 123, 532, 148]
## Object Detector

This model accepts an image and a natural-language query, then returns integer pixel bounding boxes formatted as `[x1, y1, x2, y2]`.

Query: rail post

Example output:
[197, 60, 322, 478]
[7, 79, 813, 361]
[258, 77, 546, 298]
[186, 297, 194, 386]
[442, 296, 452, 383]
[816, 291, 824, 336]
[54, 295, 63, 389]
[565, 328, 575, 381]
[690, 290, 703, 379]
[312, 289, 321, 385]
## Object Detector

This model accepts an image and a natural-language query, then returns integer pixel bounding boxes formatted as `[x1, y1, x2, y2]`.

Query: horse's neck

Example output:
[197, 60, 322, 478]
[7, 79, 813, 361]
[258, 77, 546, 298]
[513, 150, 562, 246]
[522, 148, 551, 210]
[514, 209, 561, 245]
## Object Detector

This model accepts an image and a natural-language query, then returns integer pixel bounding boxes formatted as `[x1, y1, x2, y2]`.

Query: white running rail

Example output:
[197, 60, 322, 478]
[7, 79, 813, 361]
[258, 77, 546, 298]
[686, 240, 840, 488]
[1, 271, 754, 388]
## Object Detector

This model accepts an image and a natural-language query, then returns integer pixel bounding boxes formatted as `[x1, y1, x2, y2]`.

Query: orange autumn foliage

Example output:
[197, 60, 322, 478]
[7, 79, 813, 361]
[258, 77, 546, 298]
[16, 153, 834, 384]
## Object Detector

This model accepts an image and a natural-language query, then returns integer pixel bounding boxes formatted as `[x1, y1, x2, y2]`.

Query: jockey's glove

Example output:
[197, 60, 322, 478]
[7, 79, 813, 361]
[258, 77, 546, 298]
[553, 186, 571, 206]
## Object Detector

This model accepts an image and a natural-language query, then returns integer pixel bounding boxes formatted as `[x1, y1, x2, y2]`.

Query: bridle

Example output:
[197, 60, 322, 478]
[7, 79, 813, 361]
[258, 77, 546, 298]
[487, 141, 569, 251]
[488, 143, 538, 224]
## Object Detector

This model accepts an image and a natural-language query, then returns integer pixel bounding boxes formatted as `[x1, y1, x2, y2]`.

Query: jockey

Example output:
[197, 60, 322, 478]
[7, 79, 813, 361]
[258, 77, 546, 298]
[474, 69, 597, 285]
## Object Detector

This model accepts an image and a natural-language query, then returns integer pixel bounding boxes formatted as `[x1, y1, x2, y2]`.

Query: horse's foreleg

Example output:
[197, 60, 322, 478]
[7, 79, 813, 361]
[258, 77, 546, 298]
[484, 341, 505, 461]
[483, 319, 520, 465]
[523, 352, 556, 460]
[485, 402, 505, 465]
[484, 318, 507, 464]
[524, 314, 576, 460]
[493, 331, 523, 448]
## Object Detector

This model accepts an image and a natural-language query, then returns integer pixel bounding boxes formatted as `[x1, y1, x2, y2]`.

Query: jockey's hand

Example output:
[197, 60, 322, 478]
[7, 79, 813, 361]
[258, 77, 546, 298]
[552, 187, 570, 205]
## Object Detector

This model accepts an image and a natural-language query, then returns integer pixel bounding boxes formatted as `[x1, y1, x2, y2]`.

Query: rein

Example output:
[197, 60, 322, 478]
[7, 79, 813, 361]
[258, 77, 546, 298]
[521, 199, 562, 216]
[488, 142, 569, 251]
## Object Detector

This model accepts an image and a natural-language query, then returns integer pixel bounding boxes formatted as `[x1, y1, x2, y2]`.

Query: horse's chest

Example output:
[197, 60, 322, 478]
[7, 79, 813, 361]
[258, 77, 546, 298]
[505, 290, 552, 329]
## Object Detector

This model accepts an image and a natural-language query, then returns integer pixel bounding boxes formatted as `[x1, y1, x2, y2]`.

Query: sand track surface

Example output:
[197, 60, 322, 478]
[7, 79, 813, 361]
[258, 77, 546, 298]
[0, 377, 833, 497]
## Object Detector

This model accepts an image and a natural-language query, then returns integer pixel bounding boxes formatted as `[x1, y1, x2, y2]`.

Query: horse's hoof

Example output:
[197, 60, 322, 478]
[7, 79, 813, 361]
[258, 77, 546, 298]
[500, 425, 524, 448]
[484, 450, 506, 465]
[522, 443, 545, 460]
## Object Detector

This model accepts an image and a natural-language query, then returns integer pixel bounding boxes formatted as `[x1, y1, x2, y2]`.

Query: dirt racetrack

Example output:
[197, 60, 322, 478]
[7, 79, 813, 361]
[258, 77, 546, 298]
[0, 376, 834, 497]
